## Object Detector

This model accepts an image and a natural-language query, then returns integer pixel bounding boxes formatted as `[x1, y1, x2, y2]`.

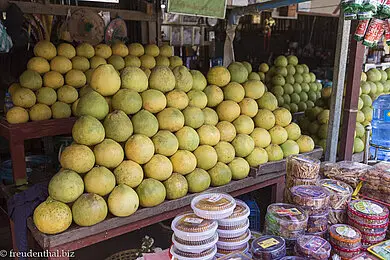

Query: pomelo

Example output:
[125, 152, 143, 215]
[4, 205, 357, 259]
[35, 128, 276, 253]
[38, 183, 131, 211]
[90, 64, 121, 96]
[48, 169, 84, 203]
[112, 42, 129, 57]
[193, 145, 218, 170]
[72, 193, 107, 226]
[72, 115, 105, 146]
[125, 134, 154, 164]
[136, 179, 166, 207]
[141, 89, 167, 113]
[51, 101, 71, 119]
[243, 80, 265, 99]
[94, 43, 112, 59]
[108, 55, 125, 70]
[76, 43, 95, 58]
[121, 66, 148, 92]
[173, 66, 193, 92]
[202, 108, 219, 126]
[50, 56, 72, 74]
[60, 144, 95, 174]
[104, 110, 133, 142]
[214, 141, 235, 164]
[223, 82, 245, 103]
[228, 62, 248, 83]
[27, 57, 50, 74]
[233, 115, 255, 135]
[166, 90, 189, 110]
[183, 106, 205, 129]
[257, 92, 278, 111]
[144, 154, 173, 181]
[57, 85, 78, 104]
[140, 54, 156, 69]
[217, 121, 237, 142]
[124, 55, 141, 67]
[191, 70, 207, 91]
[163, 173, 188, 200]
[77, 90, 109, 120]
[149, 66, 176, 92]
[157, 108, 185, 132]
[250, 128, 271, 148]
[84, 166, 116, 196]
[208, 162, 232, 187]
[169, 56, 183, 68]
[108, 184, 139, 217]
[246, 147, 268, 166]
[232, 134, 255, 157]
[281, 140, 300, 157]
[284, 123, 301, 141]
[207, 66, 231, 87]
[265, 144, 284, 161]
[204, 85, 224, 107]
[186, 168, 211, 193]
[187, 90, 208, 109]
[29, 104, 51, 121]
[34, 41, 56, 60]
[6, 107, 29, 124]
[114, 160, 144, 188]
[175, 126, 199, 151]
[94, 139, 124, 168]
[229, 158, 250, 180]
[217, 100, 241, 122]
[296, 135, 315, 153]
[128, 43, 144, 57]
[239, 98, 258, 118]
[12, 88, 36, 108]
[71, 56, 90, 71]
[153, 130, 179, 156]
[19, 70, 42, 90]
[254, 109, 275, 130]
[170, 150, 197, 175]
[33, 200, 72, 234]
[112, 89, 142, 115]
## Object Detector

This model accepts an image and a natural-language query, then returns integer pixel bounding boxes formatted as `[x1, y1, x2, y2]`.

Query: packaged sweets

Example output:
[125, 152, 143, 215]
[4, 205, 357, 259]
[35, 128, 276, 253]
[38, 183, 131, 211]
[318, 179, 353, 210]
[216, 243, 249, 257]
[171, 212, 218, 241]
[305, 229, 328, 239]
[331, 243, 362, 259]
[359, 0, 381, 20]
[354, 19, 371, 41]
[363, 19, 385, 47]
[347, 200, 389, 226]
[191, 193, 236, 220]
[290, 185, 330, 210]
[217, 219, 249, 238]
[342, 0, 364, 19]
[251, 235, 286, 260]
[294, 235, 331, 260]
[361, 231, 387, 245]
[216, 251, 251, 260]
[172, 233, 219, 254]
[283, 188, 292, 203]
[329, 224, 362, 249]
[368, 240, 390, 259]
[321, 161, 372, 188]
[217, 230, 251, 251]
[286, 175, 318, 188]
[218, 200, 250, 227]
[348, 217, 389, 235]
[286, 155, 320, 179]
[329, 209, 347, 225]
[170, 244, 217, 260]
[307, 210, 329, 233]
[351, 252, 380, 259]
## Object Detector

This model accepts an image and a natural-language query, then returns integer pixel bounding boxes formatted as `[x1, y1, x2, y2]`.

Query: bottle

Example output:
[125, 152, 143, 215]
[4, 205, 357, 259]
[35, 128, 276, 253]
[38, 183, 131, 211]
[4, 92, 13, 113]
[371, 94, 390, 161]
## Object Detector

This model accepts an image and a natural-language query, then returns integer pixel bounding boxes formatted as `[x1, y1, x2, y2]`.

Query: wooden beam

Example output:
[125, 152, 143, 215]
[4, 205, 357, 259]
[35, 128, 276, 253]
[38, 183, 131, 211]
[9, 1, 156, 22]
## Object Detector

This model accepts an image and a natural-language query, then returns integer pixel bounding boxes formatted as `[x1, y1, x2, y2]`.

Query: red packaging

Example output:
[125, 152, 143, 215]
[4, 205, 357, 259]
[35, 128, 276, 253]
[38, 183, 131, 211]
[363, 19, 385, 47]
[354, 19, 370, 41]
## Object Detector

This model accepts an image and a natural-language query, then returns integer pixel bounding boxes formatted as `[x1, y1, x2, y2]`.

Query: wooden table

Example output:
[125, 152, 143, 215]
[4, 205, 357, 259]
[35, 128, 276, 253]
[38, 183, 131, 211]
[0, 118, 76, 182]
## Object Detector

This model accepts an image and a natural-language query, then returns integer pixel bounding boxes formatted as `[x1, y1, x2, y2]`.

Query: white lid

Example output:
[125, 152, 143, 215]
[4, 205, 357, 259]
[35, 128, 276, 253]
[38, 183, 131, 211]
[191, 193, 236, 220]
[218, 200, 250, 226]
[217, 230, 251, 249]
[217, 219, 250, 238]
[170, 244, 217, 260]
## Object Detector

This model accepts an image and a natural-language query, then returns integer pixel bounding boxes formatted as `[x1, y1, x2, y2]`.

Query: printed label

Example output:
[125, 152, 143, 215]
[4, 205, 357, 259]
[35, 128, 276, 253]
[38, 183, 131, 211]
[275, 207, 302, 216]
[184, 217, 203, 224]
[207, 194, 222, 203]
[322, 182, 348, 193]
[384, 109, 390, 122]
[302, 236, 327, 253]
[336, 226, 357, 238]
[295, 186, 325, 198]
[258, 238, 280, 249]
[354, 201, 384, 215]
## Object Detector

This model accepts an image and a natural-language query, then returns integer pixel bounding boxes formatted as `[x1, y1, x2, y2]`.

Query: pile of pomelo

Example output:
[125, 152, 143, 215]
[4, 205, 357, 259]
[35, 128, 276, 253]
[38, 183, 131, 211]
[262, 55, 322, 114]
[28, 41, 315, 235]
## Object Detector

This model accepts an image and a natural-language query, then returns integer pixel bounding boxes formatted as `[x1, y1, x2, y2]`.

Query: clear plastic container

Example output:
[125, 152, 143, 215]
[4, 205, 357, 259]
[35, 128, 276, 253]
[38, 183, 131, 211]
[290, 185, 330, 210]
[191, 193, 236, 220]
[348, 217, 389, 235]
[286, 155, 320, 179]
[347, 200, 389, 226]
[318, 179, 353, 210]
[329, 224, 362, 249]
[307, 210, 329, 233]
[294, 235, 331, 260]
[172, 233, 219, 254]
[305, 229, 328, 239]
[170, 244, 217, 260]
[251, 235, 286, 260]
[171, 212, 218, 241]
[370, 94, 390, 161]
[264, 225, 305, 239]
[216, 242, 249, 256]
[286, 175, 319, 188]
[331, 243, 362, 259]
[329, 209, 347, 225]
[361, 231, 387, 245]
[367, 239, 390, 260]
[218, 199, 250, 226]
[265, 203, 308, 232]
[217, 219, 249, 238]
[215, 251, 251, 260]
[217, 230, 251, 250]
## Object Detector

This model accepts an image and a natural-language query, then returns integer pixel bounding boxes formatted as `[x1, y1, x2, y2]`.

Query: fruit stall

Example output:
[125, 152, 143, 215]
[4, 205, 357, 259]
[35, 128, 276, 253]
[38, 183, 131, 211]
[1, 0, 390, 259]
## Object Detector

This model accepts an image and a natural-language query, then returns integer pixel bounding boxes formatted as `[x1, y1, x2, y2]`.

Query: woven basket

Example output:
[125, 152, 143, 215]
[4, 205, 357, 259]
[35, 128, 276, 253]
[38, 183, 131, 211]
[105, 249, 140, 260]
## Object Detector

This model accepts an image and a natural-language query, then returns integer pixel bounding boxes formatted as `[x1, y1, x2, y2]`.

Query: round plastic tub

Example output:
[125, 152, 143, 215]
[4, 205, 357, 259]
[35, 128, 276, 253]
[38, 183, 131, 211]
[348, 217, 389, 235]
[264, 203, 308, 232]
[251, 235, 286, 260]
[280, 257, 307, 260]
[171, 212, 218, 241]
[191, 193, 236, 220]
[218, 199, 250, 227]
[290, 185, 330, 210]
[286, 154, 320, 179]
[329, 208, 347, 225]
[217, 219, 249, 238]
[331, 243, 361, 259]
[264, 225, 305, 239]
[318, 179, 353, 210]
[217, 230, 251, 250]
[216, 242, 249, 256]
[294, 235, 331, 260]
[172, 233, 219, 254]
[170, 244, 217, 260]
[307, 210, 329, 233]
[286, 175, 319, 188]
[305, 229, 328, 239]
[329, 224, 362, 249]
[361, 230, 387, 244]
[347, 200, 389, 226]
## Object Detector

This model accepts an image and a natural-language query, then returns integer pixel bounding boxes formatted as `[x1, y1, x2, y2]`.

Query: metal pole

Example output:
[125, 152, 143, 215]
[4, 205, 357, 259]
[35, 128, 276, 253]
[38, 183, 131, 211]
[325, 13, 351, 162]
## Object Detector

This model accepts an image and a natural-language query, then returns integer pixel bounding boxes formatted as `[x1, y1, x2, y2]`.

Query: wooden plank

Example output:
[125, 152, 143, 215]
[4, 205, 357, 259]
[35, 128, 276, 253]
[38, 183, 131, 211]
[9, 1, 156, 22]
[28, 171, 285, 250]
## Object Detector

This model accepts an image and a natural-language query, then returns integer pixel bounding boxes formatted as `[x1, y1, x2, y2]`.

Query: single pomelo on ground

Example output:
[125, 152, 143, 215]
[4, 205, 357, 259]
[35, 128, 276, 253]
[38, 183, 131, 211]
[72, 115, 105, 146]
[34, 40, 57, 60]
[191, 70, 207, 91]
[124, 55, 141, 67]
[243, 80, 265, 99]
[76, 43, 95, 58]
[254, 109, 275, 130]
[72, 193, 107, 226]
[228, 62, 249, 84]
[232, 134, 255, 157]
[108, 184, 139, 217]
[90, 64, 121, 96]
[208, 162, 232, 187]
[149, 66, 176, 92]
[265, 144, 284, 161]
[104, 110, 133, 142]
[125, 134, 154, 164]
[175, 126, 199, 151]
[164, 173, 188, 200]
[141, 89, 167, 113]
[258, 92, 278, 111]
[155, 55, 170, 66]
[33, 200, 72, 234]
[60, 144, 95, 174]
[273, 108, 292, 127]
[229, 158, 250, 180]
[144, 154, 173, 181]
[112, 89, 142, 115]
[204, 85, 224, 107]
[233, 115, 255, 135]
[239, 98, 258, 118]
[157, 108, 185, 132]
[186, 168, 210, 193]
[223, 82, 245, 103]
[51, 101, 71, 119]
[132, 109, 159, 137]
[203, 108, 219, 126]
[108, 55, 125, 70]
[121, 66, 148, 92]
[166, 90, 189, 110]
[27, 57, 50, 74]
[169, 56, 183, 68]
[29, 104, 51, 121]
[48, 169, 84, 203]
[207, 66, 231, 87]
[285, 123, 301, 141]
[94, 139, 124, 168]
[6, 107, 29, 124]
[281, 140, 300, 157]
[140, 54, 156, 69]
[173, 66, 193, 92]
[77, 90, 109, 120]
[214, 141, 235, 164]
[19, 69, 42, 90]
[217, 100, 241, 122]
[72, 56, 90, 71]
[269, 125, 288, 145]
[246, 147, 268, 167]
[152, 130, 179, 156]
[171, 150, 197, 175]
[296, 135, 315, 153]
[114, 160, 144, 188]
[84, 166, 116, 196]
[198, 125, 220, 146]
[57, 85, 78, 104]
[136, 179, 166, 207]
[128, 43, 144, 57]
[251, 128, 271, 148]
[187, 90, 208, 108]
[217, 121, 237, 142]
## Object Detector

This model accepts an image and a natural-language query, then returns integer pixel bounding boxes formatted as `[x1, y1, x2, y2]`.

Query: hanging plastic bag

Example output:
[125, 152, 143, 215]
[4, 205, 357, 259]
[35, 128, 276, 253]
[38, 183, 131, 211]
[342, 0, 364, 20]
[0, 21, 13, 53]
[354, 19, 371, 41]
[380, 0, 390, 18]
[363, 18, 385, 47]
[359, 0, 381, 19]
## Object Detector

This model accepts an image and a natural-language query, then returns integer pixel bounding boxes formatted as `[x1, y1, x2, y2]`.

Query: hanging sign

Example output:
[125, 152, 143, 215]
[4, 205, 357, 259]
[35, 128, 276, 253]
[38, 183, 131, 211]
[168, 0, 227, 19]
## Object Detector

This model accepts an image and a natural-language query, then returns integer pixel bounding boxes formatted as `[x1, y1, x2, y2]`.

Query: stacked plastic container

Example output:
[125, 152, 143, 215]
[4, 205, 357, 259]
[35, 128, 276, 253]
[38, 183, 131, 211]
[329, 224, 362, 259]
[215, 199, 251, 257]
[347, 199, 389, 249]
[290, 185, 330, 238]
[318, 179, 353, 225]
[264, 203, 308, 252]
[251, 235, 287, 259]
[294, 235, 331, 259]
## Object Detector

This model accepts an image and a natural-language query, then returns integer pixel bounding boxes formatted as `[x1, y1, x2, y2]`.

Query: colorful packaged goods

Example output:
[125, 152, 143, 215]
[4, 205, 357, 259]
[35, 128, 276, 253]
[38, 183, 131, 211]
[355, 19, 371, 41]
[251, 235, 286, 260]
[329, 209, 348, 225]
[294, 235, 331, 259]
[363, 19, 386, 47]
[191, 193, 236, 220]
[307, 210, 329, 233]
[286, 155, 320, 180]
[290, 185, 330, 212]
[318, 179, 353, 210]
[329, 224, 362, 259]
[368, 240, 390, 260]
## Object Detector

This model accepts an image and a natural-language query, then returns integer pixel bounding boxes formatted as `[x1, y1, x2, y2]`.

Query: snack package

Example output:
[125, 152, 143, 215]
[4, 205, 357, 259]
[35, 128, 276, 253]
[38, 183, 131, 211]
[347, 200, 389, 226]
[363, 19, 385, 47]
[294, 235, 331, 259]
[329, 224, 362, 249]
[368, 240, 390, 259]
[321, 161, 372, 188]
[342, 0, 363, 19]
[290, 185, 330, 210]
[318, 179, 353, 210]
[286, 155, 320, 180]
[251, 235, 287, 260]
[191, 193, 236, 220]
[329, 209, 347, 225]
[354, 19, 371, 41]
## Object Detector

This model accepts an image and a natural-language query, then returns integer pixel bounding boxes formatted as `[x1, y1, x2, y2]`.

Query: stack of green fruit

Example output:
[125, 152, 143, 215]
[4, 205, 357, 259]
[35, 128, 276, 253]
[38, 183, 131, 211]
[264, 55, 322, 114]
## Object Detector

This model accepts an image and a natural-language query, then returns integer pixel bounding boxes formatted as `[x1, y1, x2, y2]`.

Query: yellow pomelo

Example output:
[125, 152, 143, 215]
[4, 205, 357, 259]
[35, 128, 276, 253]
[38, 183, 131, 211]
[6, 107, 29, 124]
[57, 43, 76, 59]
[50, 56, 72, 74]
[34, 41, 56, 60]
[27, 57, 50, 74]
[29, 104, 52, 121]
[144, 154, 173, 181]
[60, 144, 95, 173]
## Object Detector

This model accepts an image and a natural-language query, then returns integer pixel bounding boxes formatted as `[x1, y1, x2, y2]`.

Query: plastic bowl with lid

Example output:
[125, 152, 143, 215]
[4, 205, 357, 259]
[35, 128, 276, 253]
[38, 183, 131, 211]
[318, 179, 353, 210]
[265, 203, 308, 231]
[347, 200, 389, 225]
[170, 244, 217, 260]
[217, 218, 250, 238]
[294, 235, 331, 260]
[290, 185, 330, 210]
[172, 233, 218, 254]
[217, 229, 251, 251]
[329, 224, 362, 249]
[218, 199, 250, 226]
[191, 193, 236, 220]
[171, 212, 218, 241]
[251, 235, 286, 260]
